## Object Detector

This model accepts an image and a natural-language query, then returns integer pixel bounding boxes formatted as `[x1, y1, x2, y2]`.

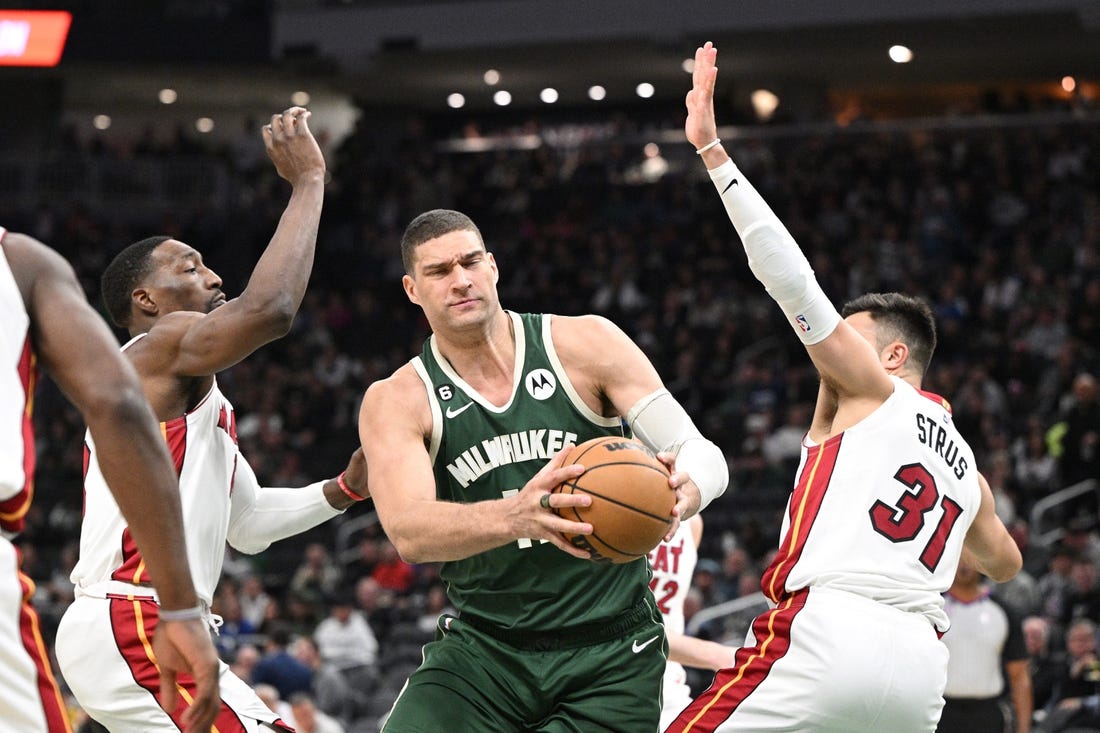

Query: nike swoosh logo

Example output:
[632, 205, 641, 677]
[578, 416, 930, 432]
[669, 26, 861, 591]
[722, 179, 739, 194]
[631, 635, 659, 653]
[445, 402, 474, 419]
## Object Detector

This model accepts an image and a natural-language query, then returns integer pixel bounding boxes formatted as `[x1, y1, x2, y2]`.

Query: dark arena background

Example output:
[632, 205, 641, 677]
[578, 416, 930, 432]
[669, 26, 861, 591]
[3, 1, 1099, 730]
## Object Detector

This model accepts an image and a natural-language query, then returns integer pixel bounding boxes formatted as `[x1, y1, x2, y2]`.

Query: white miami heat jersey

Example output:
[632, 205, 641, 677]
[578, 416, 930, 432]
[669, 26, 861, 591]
[71, 334, 240, 605]
[760, 376, 980, 632]
[649, 518, 698, 693]
[0, 229, 36, 540]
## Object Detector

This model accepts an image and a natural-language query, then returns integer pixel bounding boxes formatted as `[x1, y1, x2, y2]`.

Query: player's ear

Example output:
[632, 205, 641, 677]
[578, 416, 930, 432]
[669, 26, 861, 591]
[402, 274, 420, 305]
[132, 287, 158, 318]
[883, 340, 908, 371]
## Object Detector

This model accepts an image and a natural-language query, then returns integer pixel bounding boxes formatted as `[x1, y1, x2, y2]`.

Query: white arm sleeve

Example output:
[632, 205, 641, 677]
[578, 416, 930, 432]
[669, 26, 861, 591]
[626, 389, 729, 510]
[710, 160, 840, 345]
[226, 455, 344, 555]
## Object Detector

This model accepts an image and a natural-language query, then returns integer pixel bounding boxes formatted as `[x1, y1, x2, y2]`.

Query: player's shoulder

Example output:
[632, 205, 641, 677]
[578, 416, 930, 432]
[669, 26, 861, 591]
[916, 387, 952, 414]
[548, 313, 627, 352]
[363, 361, 426, 409]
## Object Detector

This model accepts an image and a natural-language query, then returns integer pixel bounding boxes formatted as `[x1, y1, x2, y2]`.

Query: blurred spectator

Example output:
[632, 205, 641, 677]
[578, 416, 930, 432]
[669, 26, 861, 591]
[239, 574, 275, 631]
[1036, 545, 1077, 626]
[1023, 616, 1061, 713]
[252, 623, 313, 701]
[230, 643, 261, 685]
[313, 590, 379, 692]
[289, 692, 346, 733]
[290, 543, 343, 606]
[1044, 620, 1100, 732]
[371, 539, 416, 593]
[1059, 558, 1100, 630]
[292, 636, 364, 726]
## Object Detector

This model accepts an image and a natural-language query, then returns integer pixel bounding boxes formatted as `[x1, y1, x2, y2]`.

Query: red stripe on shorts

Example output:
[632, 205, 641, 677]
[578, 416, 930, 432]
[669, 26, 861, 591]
[107, 597, 268, 732]
[17, 569, 71, 732]
[665, 589, 809, 732]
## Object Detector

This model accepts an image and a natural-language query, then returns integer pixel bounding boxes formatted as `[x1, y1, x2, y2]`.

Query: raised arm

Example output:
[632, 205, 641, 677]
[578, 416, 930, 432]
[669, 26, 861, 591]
[168, 107, 326, 377]
[686, 42, 892, 404]
[358, 366, 593, 563]
[5, 233, 220, 733]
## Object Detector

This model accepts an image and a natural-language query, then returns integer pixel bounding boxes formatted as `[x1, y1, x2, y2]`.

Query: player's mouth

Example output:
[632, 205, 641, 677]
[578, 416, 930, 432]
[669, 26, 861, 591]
[209, 293, 228, 309]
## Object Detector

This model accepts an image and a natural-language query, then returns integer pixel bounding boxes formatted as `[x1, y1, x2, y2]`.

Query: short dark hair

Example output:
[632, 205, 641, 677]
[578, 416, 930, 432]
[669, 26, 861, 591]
[400, 209, 482, 274]
[841, 292, 937, 376]
[101, 236, 172, 328]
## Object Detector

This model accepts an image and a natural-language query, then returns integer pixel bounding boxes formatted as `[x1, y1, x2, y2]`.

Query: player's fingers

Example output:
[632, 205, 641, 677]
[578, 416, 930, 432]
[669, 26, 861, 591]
[548, 532, 594, 560]
[664, 514, 682, 543]
[547, 491, 592, 510]
[158, 669, 179, 716]
[269, 113, 285, 139]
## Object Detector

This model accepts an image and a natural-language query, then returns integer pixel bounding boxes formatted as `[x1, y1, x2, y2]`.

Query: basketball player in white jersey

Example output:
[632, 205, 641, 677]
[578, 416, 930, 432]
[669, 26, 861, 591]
[55, 107, 370, 732]
[0, 229, 219, 733]
[668, 43, 1022, 733]
[650, 515, 736, 729]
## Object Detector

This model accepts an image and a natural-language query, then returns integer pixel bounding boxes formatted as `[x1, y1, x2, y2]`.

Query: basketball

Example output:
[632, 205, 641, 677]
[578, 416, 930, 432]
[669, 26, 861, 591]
[552, 436, 674, 564]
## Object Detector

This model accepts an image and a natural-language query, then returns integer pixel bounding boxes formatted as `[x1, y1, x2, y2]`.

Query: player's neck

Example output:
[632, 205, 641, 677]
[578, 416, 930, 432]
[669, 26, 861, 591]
[435, 309, 516, 396]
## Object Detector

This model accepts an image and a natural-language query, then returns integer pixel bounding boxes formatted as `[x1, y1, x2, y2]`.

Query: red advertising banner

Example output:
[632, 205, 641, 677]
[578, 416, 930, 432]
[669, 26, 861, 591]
[0, 11, 72, 67]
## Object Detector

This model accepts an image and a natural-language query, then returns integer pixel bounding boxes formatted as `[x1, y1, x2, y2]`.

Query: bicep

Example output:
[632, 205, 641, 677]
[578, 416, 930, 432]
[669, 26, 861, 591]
[805, 320, 893, 401]
[172, 300, 288, 376]
[563, 315, 665, 416]
[358, 381, 437, 525]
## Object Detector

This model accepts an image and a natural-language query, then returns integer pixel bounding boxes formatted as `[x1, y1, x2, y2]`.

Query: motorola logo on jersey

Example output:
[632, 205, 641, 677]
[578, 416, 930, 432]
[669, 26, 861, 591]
[525, 369, 556, 400]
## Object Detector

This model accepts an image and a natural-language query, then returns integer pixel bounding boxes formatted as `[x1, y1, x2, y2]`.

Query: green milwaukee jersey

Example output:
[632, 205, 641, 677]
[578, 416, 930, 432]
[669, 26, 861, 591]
[412, 311, 651, 630]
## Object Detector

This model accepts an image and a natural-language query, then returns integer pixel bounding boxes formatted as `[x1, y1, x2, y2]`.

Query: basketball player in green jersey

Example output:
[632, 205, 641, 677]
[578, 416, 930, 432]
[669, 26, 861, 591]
[358, 209, 728, 732]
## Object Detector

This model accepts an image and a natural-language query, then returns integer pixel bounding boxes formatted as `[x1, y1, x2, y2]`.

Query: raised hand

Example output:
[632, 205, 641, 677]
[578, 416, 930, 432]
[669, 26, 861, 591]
[685, 41, 720, 151]
[261, 106, 326, 186]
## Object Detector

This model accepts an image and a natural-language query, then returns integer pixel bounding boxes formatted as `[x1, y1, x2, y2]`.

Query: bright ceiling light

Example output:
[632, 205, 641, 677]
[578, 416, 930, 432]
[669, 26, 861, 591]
[588, 85, 606, 101]
[195, 117, 215, 133]
[751, 89, 780, 121]
[92, 114, 111, 130]
[540, 87, 559, 104]
[1062, 76, 1077, 93]
[447, 93, 465, 109]
[681, 58, 694, 74]
[493, 90, 512, 106]
[889, 45, 913, 64]
[291, 90, 311, 106]
[636, 82, 655, 98]
[158, 88, 177, 105]
[483, 69, 500, 85]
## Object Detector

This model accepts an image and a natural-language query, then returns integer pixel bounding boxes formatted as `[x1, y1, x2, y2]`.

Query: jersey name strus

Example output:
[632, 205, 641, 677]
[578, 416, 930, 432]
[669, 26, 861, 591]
[915, 413, 969, 480]
[446, 429, 579, 488]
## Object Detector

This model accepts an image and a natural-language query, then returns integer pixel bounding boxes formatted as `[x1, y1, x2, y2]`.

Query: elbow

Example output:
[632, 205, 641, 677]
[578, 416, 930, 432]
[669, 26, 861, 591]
[390, 535, 427, 565]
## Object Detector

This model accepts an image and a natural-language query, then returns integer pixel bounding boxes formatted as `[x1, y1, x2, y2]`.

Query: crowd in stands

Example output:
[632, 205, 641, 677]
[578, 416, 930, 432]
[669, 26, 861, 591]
[2, 97, 1098, 731]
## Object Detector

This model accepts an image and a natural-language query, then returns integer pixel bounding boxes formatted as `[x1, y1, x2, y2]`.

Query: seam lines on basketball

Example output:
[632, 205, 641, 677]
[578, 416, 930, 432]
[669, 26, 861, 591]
[558, 475, 673, 524]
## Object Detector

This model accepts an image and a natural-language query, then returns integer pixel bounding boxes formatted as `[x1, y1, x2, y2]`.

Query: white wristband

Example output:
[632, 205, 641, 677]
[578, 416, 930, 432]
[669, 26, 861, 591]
[158, 604, 204, 622]
[695, 138, 721, 155]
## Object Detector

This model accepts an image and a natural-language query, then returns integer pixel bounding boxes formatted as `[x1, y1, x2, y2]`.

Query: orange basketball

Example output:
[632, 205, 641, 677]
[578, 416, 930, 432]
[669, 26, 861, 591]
[552, 436, 674, 564]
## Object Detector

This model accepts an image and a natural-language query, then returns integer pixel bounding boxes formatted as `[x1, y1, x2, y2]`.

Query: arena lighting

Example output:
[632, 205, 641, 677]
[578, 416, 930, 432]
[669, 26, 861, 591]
[483, 69, 500, 85]
[195, 117, 215, 133]
[446, 93, 465, 109]
[889, 45, 914, 64]
[636, 82, 655, 99]
[751, 89, 780, 121]
[1062, 76, 1077, 93]
[291, 90, 311, 106]
[0, 10, 71, 67]
[539, 87, 559, 104]
[588, 85, 607, 101]
[492, 90, 512, 106]
[92, 115, 111, 130]
[681, 58, 694, 73]
[158, 88, 178, 105]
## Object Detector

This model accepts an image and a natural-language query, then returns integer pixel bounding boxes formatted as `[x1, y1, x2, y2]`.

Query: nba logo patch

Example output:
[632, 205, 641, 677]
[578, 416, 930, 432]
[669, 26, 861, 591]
[795, 314, 810, 333]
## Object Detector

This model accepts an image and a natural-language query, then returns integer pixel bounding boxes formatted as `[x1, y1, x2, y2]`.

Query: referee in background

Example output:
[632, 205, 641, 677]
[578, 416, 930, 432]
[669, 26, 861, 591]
[939, 554, 1033, 733]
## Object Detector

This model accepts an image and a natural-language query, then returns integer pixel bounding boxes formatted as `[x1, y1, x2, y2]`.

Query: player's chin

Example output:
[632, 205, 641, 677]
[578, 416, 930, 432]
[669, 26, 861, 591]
[207, 297, 227, 311]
